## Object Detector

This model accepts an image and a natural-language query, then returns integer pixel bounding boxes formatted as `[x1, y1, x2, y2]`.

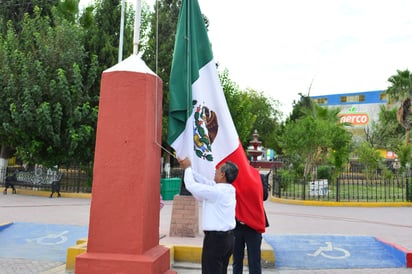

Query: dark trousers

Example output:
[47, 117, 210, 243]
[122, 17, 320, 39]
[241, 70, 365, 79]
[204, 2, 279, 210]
[233, 222, 262, 274]
[201, 230, 235, 274]
[3, 181, 16, 194]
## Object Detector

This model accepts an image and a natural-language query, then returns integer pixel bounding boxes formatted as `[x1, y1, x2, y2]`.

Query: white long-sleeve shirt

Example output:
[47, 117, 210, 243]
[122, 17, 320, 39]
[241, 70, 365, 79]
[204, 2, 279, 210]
[184, 167, 236, 232]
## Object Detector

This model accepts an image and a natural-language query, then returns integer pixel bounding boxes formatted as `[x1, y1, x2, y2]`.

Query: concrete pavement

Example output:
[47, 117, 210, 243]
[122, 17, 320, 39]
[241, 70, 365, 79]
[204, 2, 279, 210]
[1, 190, 412, 273]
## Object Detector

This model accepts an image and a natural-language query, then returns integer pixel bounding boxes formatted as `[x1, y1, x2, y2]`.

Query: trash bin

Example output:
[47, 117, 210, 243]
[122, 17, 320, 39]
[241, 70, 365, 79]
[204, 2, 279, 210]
[160, 178, 181, 200]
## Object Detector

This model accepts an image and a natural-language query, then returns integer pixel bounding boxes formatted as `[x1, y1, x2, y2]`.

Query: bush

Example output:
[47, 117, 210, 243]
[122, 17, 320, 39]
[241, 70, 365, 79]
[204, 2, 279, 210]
[317, 165, 331, 181]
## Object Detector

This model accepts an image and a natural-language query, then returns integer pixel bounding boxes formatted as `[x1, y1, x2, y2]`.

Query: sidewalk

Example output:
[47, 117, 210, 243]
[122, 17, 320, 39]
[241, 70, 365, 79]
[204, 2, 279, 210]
[161, 197, 412, 273]
[1, 191, 412, 273]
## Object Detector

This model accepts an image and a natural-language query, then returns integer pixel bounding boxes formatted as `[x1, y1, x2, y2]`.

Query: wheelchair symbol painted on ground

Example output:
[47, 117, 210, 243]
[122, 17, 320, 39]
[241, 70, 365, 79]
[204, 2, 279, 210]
[26, 230, 69, 245]
[307, 241, 350, 259]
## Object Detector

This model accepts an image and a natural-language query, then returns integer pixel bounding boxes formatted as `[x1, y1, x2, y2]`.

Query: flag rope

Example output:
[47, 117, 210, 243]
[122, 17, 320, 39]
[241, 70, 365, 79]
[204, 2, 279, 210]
[152, 0, 176, 160]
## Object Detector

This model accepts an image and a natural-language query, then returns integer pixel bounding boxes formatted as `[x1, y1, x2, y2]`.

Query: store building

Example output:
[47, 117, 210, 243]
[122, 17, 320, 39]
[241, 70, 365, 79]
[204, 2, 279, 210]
[311, 90, 397, 159]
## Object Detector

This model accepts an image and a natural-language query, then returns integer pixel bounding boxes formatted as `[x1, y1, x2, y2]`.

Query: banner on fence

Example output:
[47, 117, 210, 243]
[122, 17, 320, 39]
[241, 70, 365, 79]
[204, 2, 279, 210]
[309, 179, 329, 196]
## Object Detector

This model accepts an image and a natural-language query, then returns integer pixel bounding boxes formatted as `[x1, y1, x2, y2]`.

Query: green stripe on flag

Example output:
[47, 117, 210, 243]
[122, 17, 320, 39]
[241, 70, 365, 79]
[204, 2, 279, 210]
[168, 0, 213, 145]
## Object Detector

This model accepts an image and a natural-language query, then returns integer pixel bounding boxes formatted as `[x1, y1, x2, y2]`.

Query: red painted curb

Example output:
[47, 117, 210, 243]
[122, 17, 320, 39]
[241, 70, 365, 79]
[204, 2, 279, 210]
[376, 237, 412, 268]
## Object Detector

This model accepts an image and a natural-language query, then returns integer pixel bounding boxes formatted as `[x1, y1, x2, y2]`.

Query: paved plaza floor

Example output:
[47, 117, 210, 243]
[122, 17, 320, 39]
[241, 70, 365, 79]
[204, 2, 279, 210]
[1, 192, 412, 273]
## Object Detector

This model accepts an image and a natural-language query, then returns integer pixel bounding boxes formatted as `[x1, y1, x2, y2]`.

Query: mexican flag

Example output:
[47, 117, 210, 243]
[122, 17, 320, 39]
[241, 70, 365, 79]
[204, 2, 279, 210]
[168, 0, 266, 233]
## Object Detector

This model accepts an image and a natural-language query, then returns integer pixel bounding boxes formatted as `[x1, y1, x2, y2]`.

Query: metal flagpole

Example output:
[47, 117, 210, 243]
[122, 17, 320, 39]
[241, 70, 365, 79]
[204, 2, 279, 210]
[118, 0, 125, 62]
[133, 0, 142, 55]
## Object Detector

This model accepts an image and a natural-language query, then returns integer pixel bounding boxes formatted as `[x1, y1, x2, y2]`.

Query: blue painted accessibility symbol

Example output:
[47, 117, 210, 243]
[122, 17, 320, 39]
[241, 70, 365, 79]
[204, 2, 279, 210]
[263, 234, 405, 269]
[307, 241, 350, 259]
[0, 222, 88, 262]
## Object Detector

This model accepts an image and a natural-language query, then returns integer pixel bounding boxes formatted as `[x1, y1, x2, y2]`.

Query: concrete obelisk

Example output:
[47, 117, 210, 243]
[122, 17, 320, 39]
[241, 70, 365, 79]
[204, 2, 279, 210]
[75, 55, 175, 274]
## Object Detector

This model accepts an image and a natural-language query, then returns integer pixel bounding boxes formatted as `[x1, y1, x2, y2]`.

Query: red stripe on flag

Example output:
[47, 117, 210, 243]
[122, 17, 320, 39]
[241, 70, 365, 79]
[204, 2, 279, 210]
[219, 140, 266, 233]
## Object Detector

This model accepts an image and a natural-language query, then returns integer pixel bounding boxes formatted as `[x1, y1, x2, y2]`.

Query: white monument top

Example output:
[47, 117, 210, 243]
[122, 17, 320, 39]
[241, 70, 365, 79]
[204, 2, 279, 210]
[104, 54, 156, 75]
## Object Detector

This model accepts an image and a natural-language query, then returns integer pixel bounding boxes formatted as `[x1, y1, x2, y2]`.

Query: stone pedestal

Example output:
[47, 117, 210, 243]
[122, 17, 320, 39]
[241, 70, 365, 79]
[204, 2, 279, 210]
[169, 195, 199, 237]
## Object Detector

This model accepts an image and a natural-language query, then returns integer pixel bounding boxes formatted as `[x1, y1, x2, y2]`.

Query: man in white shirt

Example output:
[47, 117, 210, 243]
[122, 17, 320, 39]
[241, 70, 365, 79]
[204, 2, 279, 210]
[178, 157, 238, 274]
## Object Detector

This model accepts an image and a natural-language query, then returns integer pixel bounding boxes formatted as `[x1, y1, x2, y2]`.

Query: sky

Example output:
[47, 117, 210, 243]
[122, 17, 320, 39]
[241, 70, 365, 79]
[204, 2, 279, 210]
[81, 0, 412, 117]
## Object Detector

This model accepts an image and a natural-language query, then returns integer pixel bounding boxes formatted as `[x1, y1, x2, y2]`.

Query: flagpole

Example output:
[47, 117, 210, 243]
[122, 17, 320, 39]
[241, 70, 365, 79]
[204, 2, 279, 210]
[185, 0, 191, 119]
[133, 0, 142, 55]
[118, 0, 125, 62]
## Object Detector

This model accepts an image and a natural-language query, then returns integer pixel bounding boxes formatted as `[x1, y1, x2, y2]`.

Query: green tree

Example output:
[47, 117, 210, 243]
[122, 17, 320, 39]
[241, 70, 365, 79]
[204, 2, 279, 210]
[0, 7, 99, 166]
[385, 69, 412, 145]
[354, 142, 382, 180]
[394, 143, 412, 171]
[220, 70, 255, 146]
[55, 0, 80, 23]
[281, 101, 351, 180]
[79, 0, 136, 101]
[287, 92, 313, 122]
[386, 69, 412, 102]
[0, 0, 58, 34]
[245, 88, 282, 151]
[369, 105, 404, 150]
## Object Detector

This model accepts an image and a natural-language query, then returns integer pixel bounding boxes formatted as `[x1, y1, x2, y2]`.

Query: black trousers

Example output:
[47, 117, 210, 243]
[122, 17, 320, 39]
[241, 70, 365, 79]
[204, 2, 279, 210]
[233, 222, 262, 274]
[3, 181, 16, 194]
[201, 230, 235, 274]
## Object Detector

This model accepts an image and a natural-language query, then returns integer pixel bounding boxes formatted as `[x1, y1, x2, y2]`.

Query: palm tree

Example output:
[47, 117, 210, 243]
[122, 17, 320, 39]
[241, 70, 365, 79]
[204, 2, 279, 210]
[385, 69, 412, 145]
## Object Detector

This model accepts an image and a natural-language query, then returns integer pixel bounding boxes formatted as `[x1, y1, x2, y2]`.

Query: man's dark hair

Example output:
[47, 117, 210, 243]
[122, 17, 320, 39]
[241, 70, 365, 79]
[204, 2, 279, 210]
[221, 161, 239, 184]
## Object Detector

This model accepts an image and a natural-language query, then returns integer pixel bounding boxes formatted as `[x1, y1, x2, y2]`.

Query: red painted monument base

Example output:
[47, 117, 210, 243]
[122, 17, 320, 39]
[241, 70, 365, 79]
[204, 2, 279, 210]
[76, 245, 172, 273]
[75, 55, 174, 274]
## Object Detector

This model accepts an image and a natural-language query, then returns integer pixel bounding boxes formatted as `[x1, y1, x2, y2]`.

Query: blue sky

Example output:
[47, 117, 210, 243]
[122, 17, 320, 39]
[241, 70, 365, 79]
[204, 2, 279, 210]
[82, 0, 412, 116]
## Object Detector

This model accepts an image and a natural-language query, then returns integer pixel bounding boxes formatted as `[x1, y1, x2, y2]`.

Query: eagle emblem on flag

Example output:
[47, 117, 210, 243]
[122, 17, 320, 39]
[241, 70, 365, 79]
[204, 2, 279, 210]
[193, 101, 218, 161]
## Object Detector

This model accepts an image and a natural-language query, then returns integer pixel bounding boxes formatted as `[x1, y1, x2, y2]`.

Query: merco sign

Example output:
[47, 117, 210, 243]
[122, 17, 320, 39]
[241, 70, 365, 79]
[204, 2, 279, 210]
[339, 113, 369, 125]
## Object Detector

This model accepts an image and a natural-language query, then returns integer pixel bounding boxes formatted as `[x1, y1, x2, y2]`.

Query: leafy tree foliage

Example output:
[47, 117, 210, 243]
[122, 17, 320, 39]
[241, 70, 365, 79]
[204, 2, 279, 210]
[0, 7, 99, 166]
[368, 105, 404, 150]
[386, 69, 412, 103]
[219, 69, 256, 146]
[354, 142, 382, 179]
[286, 92, 313, 122]
[79, 0, 136, 101]
[245, 88, 282, 151]
[0, 0, 283, 168]
[54, 0, 80, 23]
[395, 143, 412, 170]
[385, 69, 412, 146]
[281, 98, 351, 179]
[0, 0, 58, 34]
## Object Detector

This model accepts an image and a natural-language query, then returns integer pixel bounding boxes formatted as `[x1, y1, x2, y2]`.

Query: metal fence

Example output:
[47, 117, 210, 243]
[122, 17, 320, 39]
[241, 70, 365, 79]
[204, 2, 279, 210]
[4, 161, 412, 202]
[2, 164, 185, 195]
[4, 165, 93, 193]
[271, 166, 412, 203]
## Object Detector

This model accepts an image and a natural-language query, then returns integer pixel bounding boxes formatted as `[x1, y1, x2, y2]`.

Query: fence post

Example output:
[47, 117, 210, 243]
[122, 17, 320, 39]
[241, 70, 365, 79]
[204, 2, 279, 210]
[336, 176, 340, 202]
[407, 176, 411, 202]
[303, 176, 306, 200]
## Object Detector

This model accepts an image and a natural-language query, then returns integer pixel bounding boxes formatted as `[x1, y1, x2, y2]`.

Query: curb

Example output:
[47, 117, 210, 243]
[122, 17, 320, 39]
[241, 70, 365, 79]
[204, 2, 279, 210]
[8, 188, 91, 199]
[65, 241, 275, 272]
[0, 221, 13, 231]
[270, 197, 412, 207]
[376, 237, 412, 268]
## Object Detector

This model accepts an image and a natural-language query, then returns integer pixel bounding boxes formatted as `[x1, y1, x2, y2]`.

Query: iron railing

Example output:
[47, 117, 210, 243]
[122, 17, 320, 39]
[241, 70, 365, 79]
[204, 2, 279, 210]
[272, 166, 412, 202]
[4, 162, 411, 202]
[3, 165, 92, 193]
